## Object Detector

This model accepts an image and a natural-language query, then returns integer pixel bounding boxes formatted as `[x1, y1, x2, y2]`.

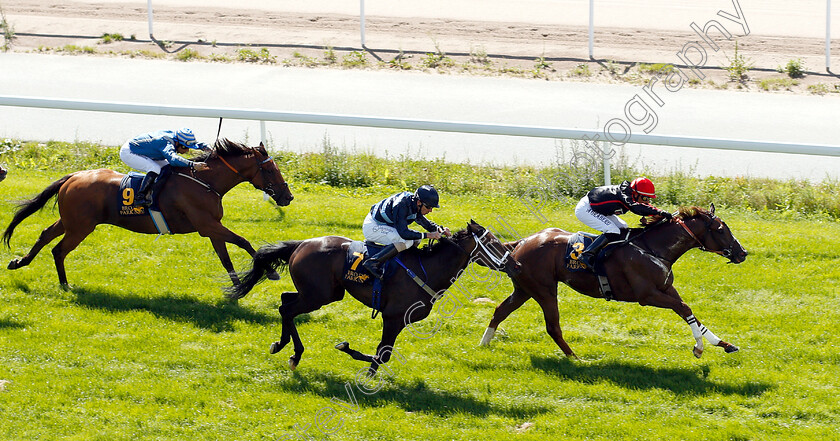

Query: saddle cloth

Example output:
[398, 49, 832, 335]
[564, 232, 622, 277]
[119, 173, 171, 235]
[119, 173, 148, 216]
[342, 241, 396, 285]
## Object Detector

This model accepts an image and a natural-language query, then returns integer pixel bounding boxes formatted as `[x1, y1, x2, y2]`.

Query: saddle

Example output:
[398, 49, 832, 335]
[343, 241, 392, 285]
[119, 173, 171, 234]
[343, 241, 398, 319]
[565, 232, 628, 301]
[564, 232, 624, 275]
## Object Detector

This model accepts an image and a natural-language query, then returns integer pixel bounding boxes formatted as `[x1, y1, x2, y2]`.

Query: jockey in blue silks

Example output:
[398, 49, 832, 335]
[119, 128, 211, 207]
[362, 185, 452, 279]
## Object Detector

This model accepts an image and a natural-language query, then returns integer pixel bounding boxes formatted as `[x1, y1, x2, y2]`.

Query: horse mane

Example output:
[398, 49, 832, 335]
[410, 228, 471, 256]
[192, 138, 253, 162]
[639, 206, 710, 229]
[676, 206, 710, 220]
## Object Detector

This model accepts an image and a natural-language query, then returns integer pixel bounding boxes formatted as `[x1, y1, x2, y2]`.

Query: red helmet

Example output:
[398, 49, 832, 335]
[630, 177, 656, 199]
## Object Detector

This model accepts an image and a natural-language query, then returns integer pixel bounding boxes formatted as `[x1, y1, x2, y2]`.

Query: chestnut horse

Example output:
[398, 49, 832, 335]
[228, 220, 521, 374]
[3, 139, 293, 291]
[479, 204, 747, 359]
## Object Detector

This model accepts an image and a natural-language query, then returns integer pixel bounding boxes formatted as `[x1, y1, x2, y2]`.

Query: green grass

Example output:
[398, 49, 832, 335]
[1, 142, 839, 439]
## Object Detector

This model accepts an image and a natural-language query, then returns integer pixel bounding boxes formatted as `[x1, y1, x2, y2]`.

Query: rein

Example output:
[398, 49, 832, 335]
[396, 228, 512, 300]
[214, 149, 287, 198]
[676, 216, 732, 258]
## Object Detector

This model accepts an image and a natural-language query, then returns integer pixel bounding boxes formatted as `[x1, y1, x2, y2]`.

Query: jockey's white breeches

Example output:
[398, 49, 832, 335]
[120, 142, 168, 174]
[362, 213, 421, 252]
[574, 196, 627, 234]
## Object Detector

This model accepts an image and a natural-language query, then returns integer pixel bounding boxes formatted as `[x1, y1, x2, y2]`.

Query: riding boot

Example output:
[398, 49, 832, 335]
[134, 171, 157, 207]
[148, 166, 171, 210]
[363, 244, 399, 279]
[578, 233, 619, 268]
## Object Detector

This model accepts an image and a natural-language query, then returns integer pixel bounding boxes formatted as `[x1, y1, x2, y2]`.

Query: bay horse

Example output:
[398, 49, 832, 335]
[479, 204, 747, 359]
[3, 139, 293, 291]
[228, 220, 521, 374]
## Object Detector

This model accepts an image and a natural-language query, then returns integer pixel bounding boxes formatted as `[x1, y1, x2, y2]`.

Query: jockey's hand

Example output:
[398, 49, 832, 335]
[661, 211, 674, 220]
[426, 231, 443, 240]
[196, 142, 211, 151]
[441, 227, 452, 237]
[193, 162, 210, 172]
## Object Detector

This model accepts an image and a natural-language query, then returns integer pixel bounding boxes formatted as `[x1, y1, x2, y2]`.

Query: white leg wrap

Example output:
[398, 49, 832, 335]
[479, 327, 496, 346]
[686, 314, 721, 346]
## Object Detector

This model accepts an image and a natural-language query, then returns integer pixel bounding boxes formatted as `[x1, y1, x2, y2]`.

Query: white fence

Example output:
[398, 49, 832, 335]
[3, 94, 840, 186]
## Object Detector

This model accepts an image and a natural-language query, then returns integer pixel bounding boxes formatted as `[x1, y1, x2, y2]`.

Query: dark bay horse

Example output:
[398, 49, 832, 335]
[228, 220, 521, 374]
[3, 139, 293, 291]
[479, 204, 747, 359]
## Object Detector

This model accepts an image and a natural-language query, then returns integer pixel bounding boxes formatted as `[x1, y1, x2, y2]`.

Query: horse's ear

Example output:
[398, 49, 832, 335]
[259, 141, 265, 148]
[710, 203, 716, 215]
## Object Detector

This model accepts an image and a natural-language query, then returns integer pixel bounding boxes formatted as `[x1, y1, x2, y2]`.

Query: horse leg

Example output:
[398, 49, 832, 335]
[533, 292, 578, 359]
[208, 238, 242, 292]
[644, 286, 739, 358]
[480, 286, 530, 346]
[367, 317, 405, 376]
[8, 220, 64, 270]
[268, 292, 308, 369]
[50, 227, 94, 290]
[685, 314, 739, 358]
[202, 230, 279, 293]
[334, 341, 376, 363]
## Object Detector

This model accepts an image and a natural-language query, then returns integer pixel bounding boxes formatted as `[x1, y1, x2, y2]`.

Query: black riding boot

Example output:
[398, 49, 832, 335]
[363, 244, 399, 279]
[578, 232, 621, 268]
[148, 166, 171, 210]
[134, 171, 157, 207]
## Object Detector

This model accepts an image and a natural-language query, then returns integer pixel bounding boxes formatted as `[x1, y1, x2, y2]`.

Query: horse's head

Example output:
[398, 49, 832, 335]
[454, 219, 522, 276]
[210, 139, 294, 206]
[677, 203, 747, 263]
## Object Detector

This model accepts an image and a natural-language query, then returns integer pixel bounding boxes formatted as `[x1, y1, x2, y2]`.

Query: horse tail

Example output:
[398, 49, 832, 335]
[2, 173, 75, 248]
[227, 240, 305, 298]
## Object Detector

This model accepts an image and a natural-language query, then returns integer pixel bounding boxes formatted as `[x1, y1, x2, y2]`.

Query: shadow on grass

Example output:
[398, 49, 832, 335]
[0, 318, 26, 329]
[70, 287, 279, 332]
[277, 370, 550, 419]
[531, 355, 773, 397]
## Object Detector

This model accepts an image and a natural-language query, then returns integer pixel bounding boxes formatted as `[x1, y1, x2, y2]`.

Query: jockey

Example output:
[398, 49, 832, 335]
[574, 177, 673, 268]
[362, 185, 452, 279]
[119, 128, 211, 208]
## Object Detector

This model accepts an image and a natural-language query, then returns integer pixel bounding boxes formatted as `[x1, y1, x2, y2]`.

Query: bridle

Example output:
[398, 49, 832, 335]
[676, 214, 738, 261]
[216, 148, 289, 198]
[471, 228, 512, 271]
[435, 228, 512, 271]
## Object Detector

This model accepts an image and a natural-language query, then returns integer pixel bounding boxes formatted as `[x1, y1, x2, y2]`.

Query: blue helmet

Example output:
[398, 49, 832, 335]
[175, 128, 196, 147]
[415, 185, 440, 208]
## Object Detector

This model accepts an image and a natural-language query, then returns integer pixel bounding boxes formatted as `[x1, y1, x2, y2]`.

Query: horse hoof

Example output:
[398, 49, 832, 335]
[267, 271, 280, 281]
[289, 357, 298, 370]
[7, 259, 20, 270]
[334, 341, 349, 351]
[60, 283, 71, 292]
[269, 342, 282, 354]
[724, 344, 740, 353]
[693, 346, 703, 358]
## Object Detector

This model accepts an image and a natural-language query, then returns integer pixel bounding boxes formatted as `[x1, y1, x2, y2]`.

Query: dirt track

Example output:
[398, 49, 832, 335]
[2, 0, 839, 94]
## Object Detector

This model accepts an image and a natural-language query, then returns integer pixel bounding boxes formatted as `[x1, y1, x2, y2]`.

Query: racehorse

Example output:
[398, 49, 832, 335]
[227, 220, 521, 374]
[3, 139, 293, 291]
[479, 204, 747, 359]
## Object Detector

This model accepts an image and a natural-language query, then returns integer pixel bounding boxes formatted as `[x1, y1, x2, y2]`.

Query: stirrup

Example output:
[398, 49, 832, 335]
[363, 260, 384, 278]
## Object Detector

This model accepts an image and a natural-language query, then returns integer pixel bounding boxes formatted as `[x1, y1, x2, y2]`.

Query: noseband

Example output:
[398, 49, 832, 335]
[472, 229, 512, 270]
[676, 215, 737, 260]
